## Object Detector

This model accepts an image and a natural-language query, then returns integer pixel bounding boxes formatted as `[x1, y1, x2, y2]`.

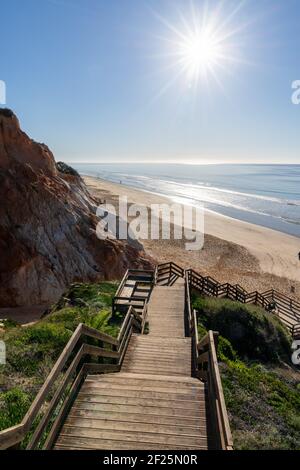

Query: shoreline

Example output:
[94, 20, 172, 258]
[84, 175, 300, 300]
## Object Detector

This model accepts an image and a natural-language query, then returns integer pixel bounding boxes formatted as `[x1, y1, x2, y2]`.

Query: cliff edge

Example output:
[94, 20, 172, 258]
[0, 109, 152, 308]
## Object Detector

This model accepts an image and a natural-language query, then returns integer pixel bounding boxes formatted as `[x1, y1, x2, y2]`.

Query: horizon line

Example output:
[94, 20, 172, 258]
[64, 160, 300, 166]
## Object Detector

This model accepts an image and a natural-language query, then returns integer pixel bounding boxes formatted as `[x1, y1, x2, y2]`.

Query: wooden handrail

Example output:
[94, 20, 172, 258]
[156, 262, 184, 285]
[207, 331, 233, 450]
[114, 269, 129, 298]
[183, 271, 233, 449]
[196, 331, 233, 450]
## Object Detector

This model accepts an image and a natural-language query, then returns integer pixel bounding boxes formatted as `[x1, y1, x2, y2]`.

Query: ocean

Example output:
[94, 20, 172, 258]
[72, 163, 300, 238]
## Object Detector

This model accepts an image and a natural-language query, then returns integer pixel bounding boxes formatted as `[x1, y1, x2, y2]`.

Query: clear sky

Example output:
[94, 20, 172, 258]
[1, 0, 300, 164]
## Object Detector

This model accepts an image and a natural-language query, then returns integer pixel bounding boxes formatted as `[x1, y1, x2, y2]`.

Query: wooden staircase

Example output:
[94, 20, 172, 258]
[54, 279, 211, 450]
[0, 263, 233, 451]
[3, 261, 298, 451]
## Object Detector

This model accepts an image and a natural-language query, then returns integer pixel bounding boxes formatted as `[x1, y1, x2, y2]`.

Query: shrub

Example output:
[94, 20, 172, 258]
[0, 108, 14, 118]
[218, 336, 238, 362]
[193, 296, 291, 362]
[56, 161, 80, 177]
[0, 388, 31, 430]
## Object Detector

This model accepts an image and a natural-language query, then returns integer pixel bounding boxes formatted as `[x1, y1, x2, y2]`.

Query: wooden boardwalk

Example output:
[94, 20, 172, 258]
[2, 261, 298, 450]
[54, 279, 211, 450]
[0, 263, 234, 450]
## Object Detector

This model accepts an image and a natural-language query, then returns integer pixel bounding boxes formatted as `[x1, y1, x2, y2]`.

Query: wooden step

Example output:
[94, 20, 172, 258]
[69, 408, 207, 427]
[64, 417, 208, 438]
[121, 368, 188, 377]
[58, 425, 208, 447]
[123, 350, 191, 359]
[83, 381, 202, 396]
[122, 356, 191, 365]
[73, 400, 206, 418]
[86, 374, 203, 390]
[54, 436, 207, 450]
[121, 358, 191, 368]
[88, 371, 200, 384]
[80, 386, 199, 402]
[76, 392, 204, 409]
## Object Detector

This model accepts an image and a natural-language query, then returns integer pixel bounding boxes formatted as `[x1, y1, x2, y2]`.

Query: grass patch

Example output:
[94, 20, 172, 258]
[192, 294, 300, 450]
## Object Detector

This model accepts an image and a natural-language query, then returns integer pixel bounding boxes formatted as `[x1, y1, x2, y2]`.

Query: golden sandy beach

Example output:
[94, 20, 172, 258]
[84, 176, 300, 301]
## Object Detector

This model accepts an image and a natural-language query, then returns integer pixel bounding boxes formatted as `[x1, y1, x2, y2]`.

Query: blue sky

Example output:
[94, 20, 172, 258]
[1, 0, 300, 163]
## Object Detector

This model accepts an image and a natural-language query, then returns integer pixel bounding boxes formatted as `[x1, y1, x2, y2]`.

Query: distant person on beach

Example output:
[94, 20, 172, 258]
[298, 251, 300, 261]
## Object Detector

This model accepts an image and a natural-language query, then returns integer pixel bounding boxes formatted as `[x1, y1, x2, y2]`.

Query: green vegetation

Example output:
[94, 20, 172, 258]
[193, 296, 291, 362]
[56, 161, 80, 177]
[192, 294, 300, 450]
[0, 108, 14, 118]
[0, 281, 119, 432]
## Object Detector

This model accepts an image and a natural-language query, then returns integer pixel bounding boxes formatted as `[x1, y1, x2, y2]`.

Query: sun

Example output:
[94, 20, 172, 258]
[178, 28, 223, 80]
[151, 1, 246, 91]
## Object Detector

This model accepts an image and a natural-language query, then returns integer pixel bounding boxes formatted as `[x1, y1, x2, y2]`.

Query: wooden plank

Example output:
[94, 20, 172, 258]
[81, 381, 204, 397]
[208, 331, 233, 450]
[118, 320, 133, 360]
[64, 417, 207, 437]
[79, 386, 202, 402]
[0, 424, 25, 450]
[75, 394, 204, 410]
[117, 307, 133, 343]
[85, 344, 119, 359]
[119, 326, 133, 365]
[83, 363, 121, 374]
[86, 374, 202, 388]
[72, 400, 205, 418]
[59, 425, 208, 447]
[54, 435, 206, 450]
[69, 408, 206, 427]
[114, 269, 129, 298]
[81, 324, 118, 346]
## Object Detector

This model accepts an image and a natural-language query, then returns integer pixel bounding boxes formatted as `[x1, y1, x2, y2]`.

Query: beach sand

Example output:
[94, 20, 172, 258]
[84, 176, 300, 301]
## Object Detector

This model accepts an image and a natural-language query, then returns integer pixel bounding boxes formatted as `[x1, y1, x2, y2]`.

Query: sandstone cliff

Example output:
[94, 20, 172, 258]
[0, 109, 152, 308]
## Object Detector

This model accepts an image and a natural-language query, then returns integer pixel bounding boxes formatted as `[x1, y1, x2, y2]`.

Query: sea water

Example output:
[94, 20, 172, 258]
[72, 163, 300, 238]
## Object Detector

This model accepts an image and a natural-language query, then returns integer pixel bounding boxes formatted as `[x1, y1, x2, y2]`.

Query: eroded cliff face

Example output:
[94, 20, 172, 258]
[0, 109, 152, 307]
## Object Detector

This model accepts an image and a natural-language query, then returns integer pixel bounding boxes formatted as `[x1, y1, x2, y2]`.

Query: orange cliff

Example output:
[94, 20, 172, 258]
[0, 109, 152, 308]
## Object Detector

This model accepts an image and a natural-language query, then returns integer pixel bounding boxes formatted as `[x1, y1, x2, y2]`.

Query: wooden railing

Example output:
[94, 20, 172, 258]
[292, 323, 300, 340]
[112, 268, 154, 314]
[156, 262, 184, 285]
[197, 331, 233, 451]
[184, 276, 198, 374]
[186, 268, 300, 337]
[183, 273, 232, 450]
[114, 269, 154, 299]
[0, 305, 145, 450]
